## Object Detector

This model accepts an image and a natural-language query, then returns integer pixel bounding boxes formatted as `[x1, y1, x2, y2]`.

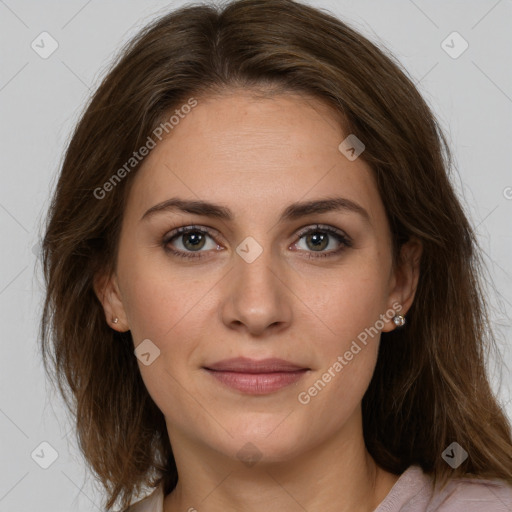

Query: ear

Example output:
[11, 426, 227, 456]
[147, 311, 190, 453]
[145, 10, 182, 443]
[93, 270, 130, 332]
[382, 236, 423, 332]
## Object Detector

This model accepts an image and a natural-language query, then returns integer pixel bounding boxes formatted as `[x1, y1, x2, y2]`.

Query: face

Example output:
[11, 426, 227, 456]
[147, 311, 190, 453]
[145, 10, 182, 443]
[96, 90, 421, 463]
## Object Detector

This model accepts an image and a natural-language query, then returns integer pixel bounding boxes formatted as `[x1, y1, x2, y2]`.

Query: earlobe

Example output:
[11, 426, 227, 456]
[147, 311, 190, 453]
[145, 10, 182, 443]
[93, 271, 129, 331]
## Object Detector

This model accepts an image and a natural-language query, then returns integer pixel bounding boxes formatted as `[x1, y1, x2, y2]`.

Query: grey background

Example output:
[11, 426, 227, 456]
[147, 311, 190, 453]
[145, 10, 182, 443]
[1, 0, 511, 510]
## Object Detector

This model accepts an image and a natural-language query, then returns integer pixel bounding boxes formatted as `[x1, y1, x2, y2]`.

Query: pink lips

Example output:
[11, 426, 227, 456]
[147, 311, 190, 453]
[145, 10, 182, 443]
[203, 357, 310, 395]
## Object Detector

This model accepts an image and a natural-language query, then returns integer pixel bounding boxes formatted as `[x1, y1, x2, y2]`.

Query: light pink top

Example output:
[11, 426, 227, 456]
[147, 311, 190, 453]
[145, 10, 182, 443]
[125, 464, 512, 511]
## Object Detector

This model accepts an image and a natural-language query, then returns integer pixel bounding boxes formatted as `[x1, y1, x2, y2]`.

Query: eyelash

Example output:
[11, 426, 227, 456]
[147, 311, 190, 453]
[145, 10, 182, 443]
[162, 224, 352, 260]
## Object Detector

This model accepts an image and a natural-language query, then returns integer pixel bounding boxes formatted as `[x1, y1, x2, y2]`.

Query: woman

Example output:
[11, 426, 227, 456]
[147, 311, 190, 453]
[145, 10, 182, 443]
[39, 0, 512, 511]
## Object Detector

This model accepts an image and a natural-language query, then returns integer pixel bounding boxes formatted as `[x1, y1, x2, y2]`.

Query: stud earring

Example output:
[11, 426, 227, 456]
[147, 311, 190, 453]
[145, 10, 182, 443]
[393, 314, 406, 327]
[112, 317, 119, 324]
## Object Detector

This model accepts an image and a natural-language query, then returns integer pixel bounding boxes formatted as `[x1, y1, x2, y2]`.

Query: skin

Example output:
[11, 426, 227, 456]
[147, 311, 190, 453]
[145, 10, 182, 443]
[95, 90, 422, 512]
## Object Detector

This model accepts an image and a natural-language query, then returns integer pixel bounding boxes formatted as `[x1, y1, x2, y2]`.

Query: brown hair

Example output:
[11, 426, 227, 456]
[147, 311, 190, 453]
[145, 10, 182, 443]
[39, 0, 512, 509]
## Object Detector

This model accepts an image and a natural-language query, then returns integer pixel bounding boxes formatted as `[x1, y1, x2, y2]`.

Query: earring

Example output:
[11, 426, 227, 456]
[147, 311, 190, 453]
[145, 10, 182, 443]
[393, 314, 406, 327]
[112, 317, 119, 324]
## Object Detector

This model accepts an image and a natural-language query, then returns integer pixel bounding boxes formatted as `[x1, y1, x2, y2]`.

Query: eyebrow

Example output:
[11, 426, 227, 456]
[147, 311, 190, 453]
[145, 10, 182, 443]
[140, 196, 371, 225]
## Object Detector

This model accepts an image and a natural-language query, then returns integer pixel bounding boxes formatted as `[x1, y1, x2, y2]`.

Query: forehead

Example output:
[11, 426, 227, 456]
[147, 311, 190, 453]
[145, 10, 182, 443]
[124, 91, 384, 227]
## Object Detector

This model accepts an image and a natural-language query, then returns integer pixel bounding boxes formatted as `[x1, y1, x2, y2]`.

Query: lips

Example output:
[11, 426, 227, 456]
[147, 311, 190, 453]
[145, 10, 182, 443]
[202, 357, 310, 395]
[203, 357, 309, 373]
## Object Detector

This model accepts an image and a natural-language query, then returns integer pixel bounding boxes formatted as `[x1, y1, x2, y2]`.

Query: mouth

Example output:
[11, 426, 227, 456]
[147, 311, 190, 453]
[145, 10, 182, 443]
[202, 357, 310, 395]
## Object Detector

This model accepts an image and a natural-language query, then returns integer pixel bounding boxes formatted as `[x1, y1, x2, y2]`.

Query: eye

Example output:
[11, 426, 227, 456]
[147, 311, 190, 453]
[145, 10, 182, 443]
[162, 225, 221, 259]
[162, 224, 352, 260]
[292, 224, 352, 258]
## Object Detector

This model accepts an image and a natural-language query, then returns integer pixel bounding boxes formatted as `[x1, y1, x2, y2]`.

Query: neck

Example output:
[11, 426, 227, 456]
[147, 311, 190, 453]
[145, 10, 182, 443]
[163, 409, 399, 512]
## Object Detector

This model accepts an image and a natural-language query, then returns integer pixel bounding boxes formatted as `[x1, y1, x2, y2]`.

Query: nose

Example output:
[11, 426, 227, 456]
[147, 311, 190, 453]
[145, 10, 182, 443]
[220, 241, 293, 337]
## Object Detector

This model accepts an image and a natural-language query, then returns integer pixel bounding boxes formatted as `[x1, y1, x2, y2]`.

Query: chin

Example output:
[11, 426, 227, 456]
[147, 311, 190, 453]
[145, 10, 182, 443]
[207, 417, 308, 465]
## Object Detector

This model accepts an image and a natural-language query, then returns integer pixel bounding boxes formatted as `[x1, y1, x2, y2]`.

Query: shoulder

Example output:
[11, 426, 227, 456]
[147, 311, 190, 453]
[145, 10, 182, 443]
[375, 465, 512, 512]
[430, 473, 512, 511]
[123, 483, 165, 512]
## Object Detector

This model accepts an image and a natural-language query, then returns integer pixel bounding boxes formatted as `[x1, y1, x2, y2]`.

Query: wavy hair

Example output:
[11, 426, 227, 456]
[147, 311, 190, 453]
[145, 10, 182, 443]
[39, 0, 512, 509]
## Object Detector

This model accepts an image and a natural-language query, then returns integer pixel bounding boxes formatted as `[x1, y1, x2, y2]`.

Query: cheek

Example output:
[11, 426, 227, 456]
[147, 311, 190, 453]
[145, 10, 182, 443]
[120, 263, 211, 423]
[118, 243, 210, 342]
[118, 252, 216, 406]
[299, 259, 388, 410]
[313, 278, 383, 393]
[297, 275, 384, 432]
[304, 260, 389, 350]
